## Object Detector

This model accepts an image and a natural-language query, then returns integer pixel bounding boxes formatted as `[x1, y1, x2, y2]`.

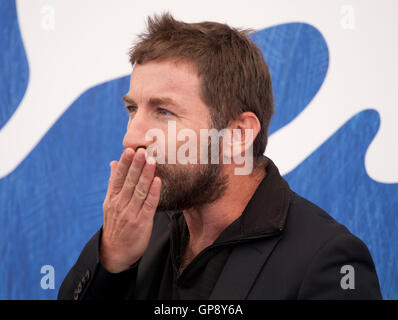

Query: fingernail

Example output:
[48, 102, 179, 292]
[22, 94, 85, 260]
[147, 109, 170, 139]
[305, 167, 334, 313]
[110, 161, 117, 168]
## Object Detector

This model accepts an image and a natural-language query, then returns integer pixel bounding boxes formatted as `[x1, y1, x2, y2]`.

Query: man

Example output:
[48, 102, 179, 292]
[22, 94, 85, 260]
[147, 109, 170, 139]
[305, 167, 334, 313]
[58, 13, 382, 300]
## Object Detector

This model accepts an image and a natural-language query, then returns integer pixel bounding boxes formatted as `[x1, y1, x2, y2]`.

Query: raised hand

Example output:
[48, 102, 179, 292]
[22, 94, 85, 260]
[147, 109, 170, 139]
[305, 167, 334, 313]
[100, 148, 161, 273]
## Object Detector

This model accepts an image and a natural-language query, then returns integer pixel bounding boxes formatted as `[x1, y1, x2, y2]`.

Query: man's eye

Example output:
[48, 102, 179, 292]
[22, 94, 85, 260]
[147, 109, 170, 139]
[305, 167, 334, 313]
[157, 108, 172, 116]
[126, 105, 137, 113]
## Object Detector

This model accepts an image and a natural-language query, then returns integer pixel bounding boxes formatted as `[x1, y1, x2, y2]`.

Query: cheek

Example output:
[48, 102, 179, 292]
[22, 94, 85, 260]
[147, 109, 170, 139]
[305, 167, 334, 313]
[151, 119, 212, 164]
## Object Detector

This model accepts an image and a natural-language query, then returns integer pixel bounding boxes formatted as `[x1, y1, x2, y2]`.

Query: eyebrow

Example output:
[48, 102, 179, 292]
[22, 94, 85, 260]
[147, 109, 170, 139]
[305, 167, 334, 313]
[122, 95, 137, 105]
[122, 95, 183, 112]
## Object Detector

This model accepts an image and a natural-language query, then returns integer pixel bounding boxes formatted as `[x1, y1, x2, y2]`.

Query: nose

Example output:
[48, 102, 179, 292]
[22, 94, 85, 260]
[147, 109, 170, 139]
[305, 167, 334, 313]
[122, 112, 154, 152]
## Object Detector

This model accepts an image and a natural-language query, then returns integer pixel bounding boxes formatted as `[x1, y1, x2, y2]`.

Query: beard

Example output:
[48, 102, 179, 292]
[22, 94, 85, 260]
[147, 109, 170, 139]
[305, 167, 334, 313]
[154, 160, 228, 212]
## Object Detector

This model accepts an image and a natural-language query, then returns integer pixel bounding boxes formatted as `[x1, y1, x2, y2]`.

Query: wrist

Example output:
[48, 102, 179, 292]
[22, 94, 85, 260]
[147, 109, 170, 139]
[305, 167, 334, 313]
[99, 244, 139, 273]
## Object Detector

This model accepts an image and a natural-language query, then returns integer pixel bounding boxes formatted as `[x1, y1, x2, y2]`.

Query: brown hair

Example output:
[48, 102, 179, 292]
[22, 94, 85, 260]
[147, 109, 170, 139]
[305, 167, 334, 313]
[129, 13, 274, 158]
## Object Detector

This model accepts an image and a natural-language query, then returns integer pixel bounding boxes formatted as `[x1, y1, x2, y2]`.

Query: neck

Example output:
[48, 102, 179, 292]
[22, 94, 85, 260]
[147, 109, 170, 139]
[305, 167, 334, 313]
[182, 162, 266, 258]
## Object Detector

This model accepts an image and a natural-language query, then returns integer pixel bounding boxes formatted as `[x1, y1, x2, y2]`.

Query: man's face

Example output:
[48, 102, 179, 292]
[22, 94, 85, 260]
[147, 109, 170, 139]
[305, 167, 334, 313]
[122, 59, 227, 211]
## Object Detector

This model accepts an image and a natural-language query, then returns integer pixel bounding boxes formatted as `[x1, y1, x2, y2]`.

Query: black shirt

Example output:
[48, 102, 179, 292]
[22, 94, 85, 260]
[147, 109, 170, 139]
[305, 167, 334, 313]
[157, 211, 233, 299]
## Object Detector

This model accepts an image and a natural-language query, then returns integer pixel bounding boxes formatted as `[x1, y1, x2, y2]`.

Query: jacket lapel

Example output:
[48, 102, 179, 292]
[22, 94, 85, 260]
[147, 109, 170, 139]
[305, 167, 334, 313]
[209, 233, 282, 300]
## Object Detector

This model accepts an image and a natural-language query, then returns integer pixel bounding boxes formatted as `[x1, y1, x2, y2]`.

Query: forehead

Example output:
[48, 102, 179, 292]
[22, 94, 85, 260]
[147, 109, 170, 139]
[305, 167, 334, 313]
[129, 59, 201, 102]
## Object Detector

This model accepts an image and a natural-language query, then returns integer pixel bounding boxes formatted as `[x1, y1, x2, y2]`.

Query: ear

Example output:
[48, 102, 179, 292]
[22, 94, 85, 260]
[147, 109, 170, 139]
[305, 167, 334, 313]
[224, 111, 260, 154]
[221, 112, 260, 175]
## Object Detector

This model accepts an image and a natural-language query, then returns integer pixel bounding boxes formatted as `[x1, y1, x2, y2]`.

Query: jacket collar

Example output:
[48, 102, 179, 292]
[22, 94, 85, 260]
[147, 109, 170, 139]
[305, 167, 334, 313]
[213, 156, 291, 244]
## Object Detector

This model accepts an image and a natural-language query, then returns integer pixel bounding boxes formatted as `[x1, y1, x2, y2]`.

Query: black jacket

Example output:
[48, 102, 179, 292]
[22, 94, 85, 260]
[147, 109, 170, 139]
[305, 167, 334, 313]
[58, 158, 382, 300]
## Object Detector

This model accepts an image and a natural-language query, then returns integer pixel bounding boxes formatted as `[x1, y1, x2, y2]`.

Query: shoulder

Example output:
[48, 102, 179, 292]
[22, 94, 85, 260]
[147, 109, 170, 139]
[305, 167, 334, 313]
[253, 191, 382, 299]
[279, 190, 369, 267]
[285, 191, 351, 245]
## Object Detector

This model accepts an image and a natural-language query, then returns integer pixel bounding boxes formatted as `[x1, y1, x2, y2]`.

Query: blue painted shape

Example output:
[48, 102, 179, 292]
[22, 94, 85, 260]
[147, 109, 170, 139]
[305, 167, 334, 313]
[251, 23, 329, 134]
[284, 109, 398, 299]
[0, 0, 29, 129]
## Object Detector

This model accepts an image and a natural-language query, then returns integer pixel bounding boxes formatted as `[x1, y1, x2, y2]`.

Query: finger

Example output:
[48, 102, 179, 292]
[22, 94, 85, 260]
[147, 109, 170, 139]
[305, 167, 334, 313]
[104, 160, 120, 228]
[105, 160, 119, 202]
[137, 176, 161, 221]
[108, 148, 135, 196]
[127, 156, 157, 215]
[118, 148, 147, 207]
